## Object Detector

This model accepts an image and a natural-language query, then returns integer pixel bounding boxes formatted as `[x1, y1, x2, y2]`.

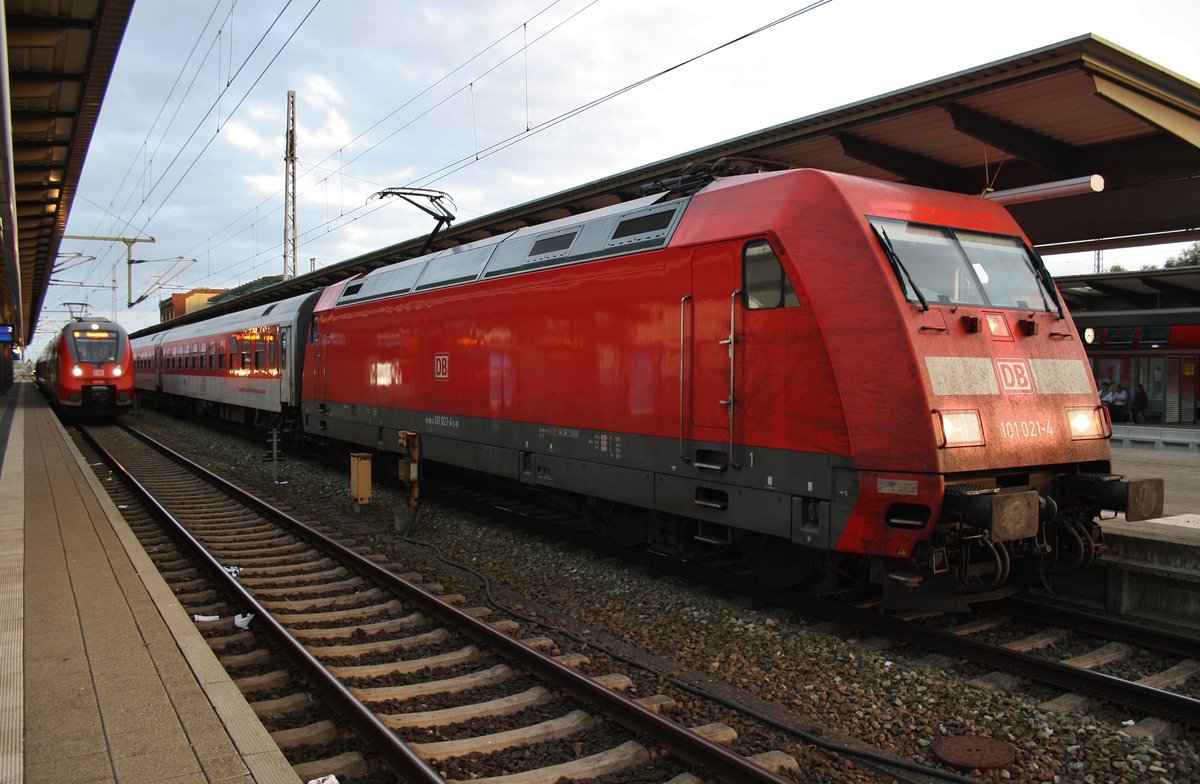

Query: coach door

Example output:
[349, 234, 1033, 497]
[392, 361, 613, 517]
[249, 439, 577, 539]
[154, 344, 163, 391]
[686, 244, 743, 469]
[278, 326, 292, 403]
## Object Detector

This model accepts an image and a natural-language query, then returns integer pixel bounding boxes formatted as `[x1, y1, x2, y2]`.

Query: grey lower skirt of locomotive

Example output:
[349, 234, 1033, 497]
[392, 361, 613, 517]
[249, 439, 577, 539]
[876, 469, 1164, 611]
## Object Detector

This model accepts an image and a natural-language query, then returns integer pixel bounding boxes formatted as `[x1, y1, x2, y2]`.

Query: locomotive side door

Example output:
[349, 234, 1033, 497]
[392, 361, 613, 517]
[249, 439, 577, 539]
[311, 315, 329, 412]
[688, 243, 743, 466]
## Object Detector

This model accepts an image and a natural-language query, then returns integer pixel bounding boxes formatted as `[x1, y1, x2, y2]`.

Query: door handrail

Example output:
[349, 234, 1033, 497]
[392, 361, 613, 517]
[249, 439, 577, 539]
[679, 294, 691, 463]
[718, 290, 743, 469]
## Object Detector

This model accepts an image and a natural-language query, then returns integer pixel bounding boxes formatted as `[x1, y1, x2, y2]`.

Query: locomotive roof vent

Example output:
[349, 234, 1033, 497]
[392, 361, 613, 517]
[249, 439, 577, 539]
[483, 196, 688, 280]
[414, 242, 501, 291]
[528, 231, 577, 258]
[330, 191, 690, 304]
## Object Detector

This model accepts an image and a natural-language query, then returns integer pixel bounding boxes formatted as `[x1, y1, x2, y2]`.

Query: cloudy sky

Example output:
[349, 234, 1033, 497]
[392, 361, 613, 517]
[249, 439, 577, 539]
[36, 0, 1200, 351]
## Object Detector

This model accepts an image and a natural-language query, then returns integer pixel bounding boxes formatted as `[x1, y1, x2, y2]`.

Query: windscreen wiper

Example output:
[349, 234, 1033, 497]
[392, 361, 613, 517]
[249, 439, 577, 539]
[1026, 249, 1064, 320]
[872, 224, 929, 312]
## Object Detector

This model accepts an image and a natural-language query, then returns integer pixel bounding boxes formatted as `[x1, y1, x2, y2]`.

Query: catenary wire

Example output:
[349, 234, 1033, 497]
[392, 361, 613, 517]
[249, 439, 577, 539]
[189, 2, 834, 289]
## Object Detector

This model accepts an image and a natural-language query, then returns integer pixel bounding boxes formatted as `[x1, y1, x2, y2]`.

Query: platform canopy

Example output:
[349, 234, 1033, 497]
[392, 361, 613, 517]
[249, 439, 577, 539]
[1056, 267, 1200, 327]
[0, 0, 133, 346]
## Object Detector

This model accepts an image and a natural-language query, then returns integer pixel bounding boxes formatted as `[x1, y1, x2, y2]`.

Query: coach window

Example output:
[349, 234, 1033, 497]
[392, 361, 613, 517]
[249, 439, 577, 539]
[254, 340, 266, 370]
[743, 239, 799, 310]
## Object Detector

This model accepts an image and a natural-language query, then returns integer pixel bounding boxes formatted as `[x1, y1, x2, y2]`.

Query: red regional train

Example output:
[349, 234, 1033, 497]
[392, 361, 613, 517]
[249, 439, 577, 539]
[37, 317, 136, 417]
[132, 169, 1164, 607]
[1079, 321, 1200, 425]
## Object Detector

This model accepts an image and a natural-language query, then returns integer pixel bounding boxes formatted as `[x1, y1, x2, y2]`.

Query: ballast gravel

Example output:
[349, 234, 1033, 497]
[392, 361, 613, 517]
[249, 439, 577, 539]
[128, 409, 1199, 783]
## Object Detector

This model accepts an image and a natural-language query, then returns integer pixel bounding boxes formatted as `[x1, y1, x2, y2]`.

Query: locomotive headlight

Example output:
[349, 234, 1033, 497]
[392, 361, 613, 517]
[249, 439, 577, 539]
[935, 410, 984, 447]
[1067, 406, 1108, 439]
[71, 364, 83, 377]
[112, 366, 123, 377]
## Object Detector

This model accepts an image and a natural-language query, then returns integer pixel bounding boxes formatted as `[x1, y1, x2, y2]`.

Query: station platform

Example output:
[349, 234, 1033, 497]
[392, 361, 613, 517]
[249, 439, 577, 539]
[1111, 421, 1200, 453]
[0, 381, 298, 784]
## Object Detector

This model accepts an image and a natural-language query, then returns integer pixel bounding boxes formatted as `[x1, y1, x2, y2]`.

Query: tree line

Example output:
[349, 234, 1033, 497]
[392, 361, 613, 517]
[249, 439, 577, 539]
[1107, 241, 1200, 273]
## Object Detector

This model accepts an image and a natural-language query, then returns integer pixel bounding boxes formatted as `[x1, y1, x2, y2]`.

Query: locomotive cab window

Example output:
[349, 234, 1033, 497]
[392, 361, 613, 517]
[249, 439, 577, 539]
[870, 217, 1055, 312]
[743, 240, 798, 310]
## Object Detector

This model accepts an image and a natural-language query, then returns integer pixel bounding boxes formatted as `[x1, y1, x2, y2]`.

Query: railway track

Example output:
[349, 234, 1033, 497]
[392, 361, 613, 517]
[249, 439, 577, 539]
[433, 477, 1200, 733]
[106, 408, 1200, 778]
[77, 421, 809, 783]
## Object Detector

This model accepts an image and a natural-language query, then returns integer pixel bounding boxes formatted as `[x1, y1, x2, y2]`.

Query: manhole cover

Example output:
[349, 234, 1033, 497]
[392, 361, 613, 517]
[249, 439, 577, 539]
[931, 735, 1015, 770]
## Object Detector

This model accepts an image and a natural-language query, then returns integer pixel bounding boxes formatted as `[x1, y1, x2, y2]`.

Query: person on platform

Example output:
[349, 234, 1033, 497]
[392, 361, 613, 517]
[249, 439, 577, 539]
[1098, 381, 1114, 410]
[1130, 383, 1148, 423]
[1111, 383, 1129, 422]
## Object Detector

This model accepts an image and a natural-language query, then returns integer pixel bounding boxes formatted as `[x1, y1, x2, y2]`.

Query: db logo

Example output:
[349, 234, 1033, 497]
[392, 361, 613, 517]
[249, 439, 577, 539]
[434, 353, 449, 379]
[995, 358, 1034, 393]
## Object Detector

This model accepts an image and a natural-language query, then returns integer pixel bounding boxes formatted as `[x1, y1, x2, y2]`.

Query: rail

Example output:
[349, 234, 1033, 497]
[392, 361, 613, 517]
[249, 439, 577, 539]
[99, 421, 797, 784]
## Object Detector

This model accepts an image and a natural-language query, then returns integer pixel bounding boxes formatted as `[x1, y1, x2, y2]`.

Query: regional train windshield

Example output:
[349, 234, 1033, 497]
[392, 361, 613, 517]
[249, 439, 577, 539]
[869, 217, 1058, 313]
[70, 329, 121, 363]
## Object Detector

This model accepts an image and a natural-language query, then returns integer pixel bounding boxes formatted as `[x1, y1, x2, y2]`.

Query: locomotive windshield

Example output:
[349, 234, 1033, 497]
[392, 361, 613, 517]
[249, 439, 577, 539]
[70, 329, 121, 363]
[869, 218, 1057, 312]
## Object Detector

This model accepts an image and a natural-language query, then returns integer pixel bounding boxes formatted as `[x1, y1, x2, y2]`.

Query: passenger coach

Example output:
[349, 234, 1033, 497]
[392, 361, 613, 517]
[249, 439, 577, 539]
[133, 291, 319, 427]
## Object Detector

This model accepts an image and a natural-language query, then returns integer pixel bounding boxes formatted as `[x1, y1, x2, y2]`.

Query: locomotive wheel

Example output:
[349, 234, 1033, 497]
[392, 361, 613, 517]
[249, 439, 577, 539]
[742, 532, 817, 588]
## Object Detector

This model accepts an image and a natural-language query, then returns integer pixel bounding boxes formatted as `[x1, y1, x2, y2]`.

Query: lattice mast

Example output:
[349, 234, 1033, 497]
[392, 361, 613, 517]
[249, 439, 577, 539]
[283, 90, 298, 280]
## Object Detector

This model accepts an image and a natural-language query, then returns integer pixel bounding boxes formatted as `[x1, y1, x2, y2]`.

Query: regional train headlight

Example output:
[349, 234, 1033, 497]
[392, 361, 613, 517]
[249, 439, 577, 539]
[934, 410, 984, 447]
[1067, 406, 1109, 440]
[71, 364, 83, 377]
[112, 366, 123, 377]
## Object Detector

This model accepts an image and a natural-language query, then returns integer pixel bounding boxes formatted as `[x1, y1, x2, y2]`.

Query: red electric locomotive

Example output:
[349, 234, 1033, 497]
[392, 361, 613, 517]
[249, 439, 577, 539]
[37, 317, 135, 417]
[135, 169, 1163, 606]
